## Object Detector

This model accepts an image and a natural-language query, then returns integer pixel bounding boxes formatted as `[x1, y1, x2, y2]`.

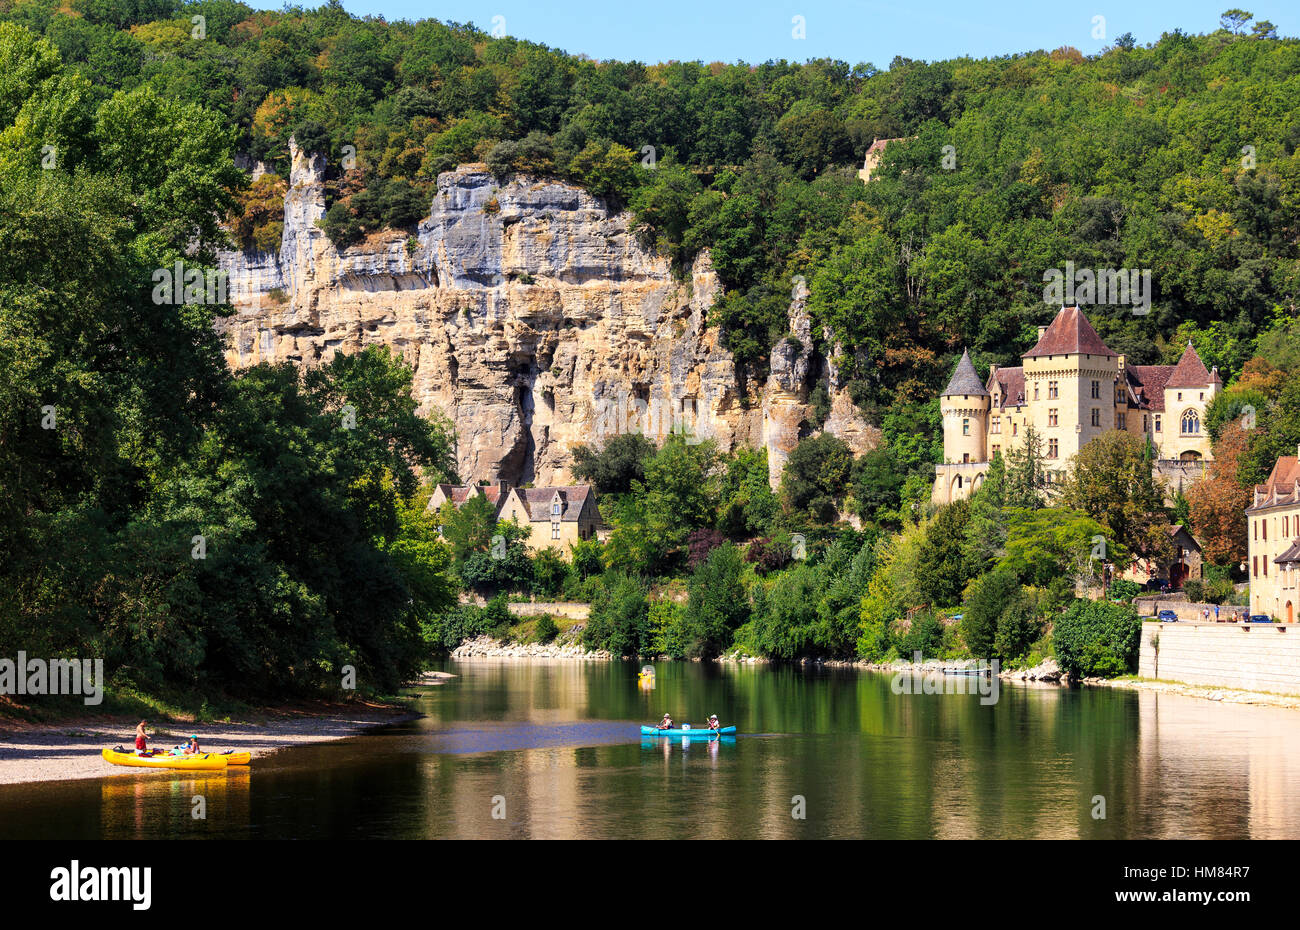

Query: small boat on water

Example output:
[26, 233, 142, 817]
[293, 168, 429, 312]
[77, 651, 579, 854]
[102, 747, 237, 770]
[641, 725, 736, 737]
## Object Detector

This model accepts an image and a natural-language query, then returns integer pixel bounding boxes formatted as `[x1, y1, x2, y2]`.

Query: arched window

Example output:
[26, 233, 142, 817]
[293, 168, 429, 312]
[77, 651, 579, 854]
[1181, 410, 1201, 435]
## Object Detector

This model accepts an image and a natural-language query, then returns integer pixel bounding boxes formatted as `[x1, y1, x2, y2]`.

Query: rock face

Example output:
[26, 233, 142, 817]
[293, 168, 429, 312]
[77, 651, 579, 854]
[217, 143, 875, 486]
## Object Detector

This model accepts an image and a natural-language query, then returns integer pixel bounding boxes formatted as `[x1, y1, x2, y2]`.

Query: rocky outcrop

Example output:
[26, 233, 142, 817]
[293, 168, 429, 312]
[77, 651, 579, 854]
[217, 144, 875, 486]
[450, 634, 613, 660]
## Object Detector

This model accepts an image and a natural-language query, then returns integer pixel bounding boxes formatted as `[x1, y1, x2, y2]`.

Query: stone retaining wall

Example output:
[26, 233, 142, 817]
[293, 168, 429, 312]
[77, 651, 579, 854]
[1139, 621, 1300, 694]
[1134, 597, 1248, 622]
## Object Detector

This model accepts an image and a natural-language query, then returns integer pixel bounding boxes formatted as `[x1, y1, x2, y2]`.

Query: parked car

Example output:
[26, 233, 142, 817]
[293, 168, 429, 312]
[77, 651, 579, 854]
[1248, 614, 1273, 624]
[1158, 609, 1179, 622]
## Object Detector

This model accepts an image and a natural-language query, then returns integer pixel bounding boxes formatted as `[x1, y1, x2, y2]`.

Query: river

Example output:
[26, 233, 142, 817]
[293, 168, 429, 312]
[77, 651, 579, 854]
[2, 659, 1298, 839]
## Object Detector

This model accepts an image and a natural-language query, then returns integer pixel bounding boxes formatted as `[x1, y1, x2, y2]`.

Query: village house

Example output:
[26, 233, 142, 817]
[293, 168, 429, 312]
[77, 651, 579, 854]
[429, 481, 603, 557]
[1246, 447, 1300, 622]
[933, 305, 1221, 505]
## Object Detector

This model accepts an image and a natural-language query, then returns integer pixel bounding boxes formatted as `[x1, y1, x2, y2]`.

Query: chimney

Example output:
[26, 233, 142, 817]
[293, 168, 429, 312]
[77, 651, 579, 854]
[1117, 354, 1125, 371]
[498, 480, 510, 497]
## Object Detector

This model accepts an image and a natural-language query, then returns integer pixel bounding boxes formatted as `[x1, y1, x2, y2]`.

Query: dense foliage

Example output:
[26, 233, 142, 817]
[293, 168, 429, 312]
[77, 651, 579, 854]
[0, 1, 1292, 404]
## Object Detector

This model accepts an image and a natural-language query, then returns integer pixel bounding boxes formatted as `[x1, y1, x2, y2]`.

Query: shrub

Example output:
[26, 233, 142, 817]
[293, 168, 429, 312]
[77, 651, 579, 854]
[421, 604, 488, 652]
[531, 549, 570, 598]
[1053, 600, 1141, 678]
[583, 573, 651, 656]
[484, 594, 513, 637]
[534, 614, 559, 644]
[962, 568, 1019, 659]
[992, 589, 1042, 664]
[896, 612, 945, 661]
[1108, 579, 1143, 602]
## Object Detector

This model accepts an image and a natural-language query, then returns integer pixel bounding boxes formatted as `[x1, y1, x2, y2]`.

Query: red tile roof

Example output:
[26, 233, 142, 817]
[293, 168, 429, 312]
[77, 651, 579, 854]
[1126, 365, 1174, 411]
[1248, 456, 1300, 512]
[990, 367, 1025, 409]
[1165, 342, 1214, 389]
[1024, 306, 1117, 358]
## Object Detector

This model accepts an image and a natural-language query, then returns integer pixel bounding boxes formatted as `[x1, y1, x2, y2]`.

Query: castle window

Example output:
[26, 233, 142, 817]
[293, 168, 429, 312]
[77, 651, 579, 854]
[956, 476, 963, 489]
[1181, 410, 1200, 435]
[991, 417, 1001, 434]
[1034, 383, 1040, 400]
[1013, 422, 1018, 437]
[1091, 408, 1101, 427]
[552, 522, 561, 540]
[1118, 413, 1127, 430]
[1048, 439, 1059, 458]
[1177, 392, 1182, 402]
[992, 444, 1000, 455]
[1048, 381, 1058, 399]
[1091, 381, 1100, 399]
[1253, 556, 1258, 577]
[552, 500, 561, 515]
[1155, 416, 1162, 433]
[1199, 392, 1204, 400]
[1048, 409, 1058, 427]
[962, 419, 970, 436]
[1143, 415, 1148, 431]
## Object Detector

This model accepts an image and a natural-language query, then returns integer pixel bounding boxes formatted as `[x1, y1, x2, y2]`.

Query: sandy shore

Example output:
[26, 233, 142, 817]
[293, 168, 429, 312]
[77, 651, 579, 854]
[0, 676, 456, 786]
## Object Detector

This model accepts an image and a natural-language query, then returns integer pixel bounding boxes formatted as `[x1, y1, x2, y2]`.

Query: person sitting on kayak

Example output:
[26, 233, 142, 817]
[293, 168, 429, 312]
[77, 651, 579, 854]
[707, 714, 721, 730]
[656, 713, 673, 730]
[172, 735, 200, 756]
[134, 721, 149, 756]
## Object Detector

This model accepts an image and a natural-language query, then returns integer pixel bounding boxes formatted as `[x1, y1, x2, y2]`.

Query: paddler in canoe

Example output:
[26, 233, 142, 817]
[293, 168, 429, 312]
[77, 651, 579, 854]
[707, 714, 721, 731]
[655, 713, 674, 730]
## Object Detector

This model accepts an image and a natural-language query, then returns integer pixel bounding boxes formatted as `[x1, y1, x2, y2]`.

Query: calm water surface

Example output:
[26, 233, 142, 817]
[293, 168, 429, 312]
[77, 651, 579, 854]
[2, 660, 1299, 839]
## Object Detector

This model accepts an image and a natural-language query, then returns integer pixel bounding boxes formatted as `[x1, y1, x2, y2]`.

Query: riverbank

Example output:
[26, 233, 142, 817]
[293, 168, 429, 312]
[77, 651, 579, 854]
[0, 697, 428, 786]
[451, 634, 614, 660]
[1084, 675, 1300, 709]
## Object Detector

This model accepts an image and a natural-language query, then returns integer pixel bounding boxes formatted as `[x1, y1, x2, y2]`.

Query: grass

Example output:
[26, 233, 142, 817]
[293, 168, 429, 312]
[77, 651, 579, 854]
[501, 613, 583, 645]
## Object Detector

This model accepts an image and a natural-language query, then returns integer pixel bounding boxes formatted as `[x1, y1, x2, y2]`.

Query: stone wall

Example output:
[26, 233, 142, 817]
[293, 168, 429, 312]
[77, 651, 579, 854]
[1138, 621, 1300, 693]
[1133, 596, 1247, 621]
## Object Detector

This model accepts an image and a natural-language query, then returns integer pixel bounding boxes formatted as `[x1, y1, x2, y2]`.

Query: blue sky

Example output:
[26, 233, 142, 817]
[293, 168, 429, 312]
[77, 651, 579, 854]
[250, 1, 1292, 64]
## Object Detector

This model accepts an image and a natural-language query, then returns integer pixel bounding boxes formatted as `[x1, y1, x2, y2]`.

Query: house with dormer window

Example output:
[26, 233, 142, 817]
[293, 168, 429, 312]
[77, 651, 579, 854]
[428, 481, 603, 558]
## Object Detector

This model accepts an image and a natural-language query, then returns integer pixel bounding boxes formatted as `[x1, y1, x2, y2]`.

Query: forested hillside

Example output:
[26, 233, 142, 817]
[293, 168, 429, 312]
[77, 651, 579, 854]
[2, 2, 1299, 696]
[2, 0, 1295, 411]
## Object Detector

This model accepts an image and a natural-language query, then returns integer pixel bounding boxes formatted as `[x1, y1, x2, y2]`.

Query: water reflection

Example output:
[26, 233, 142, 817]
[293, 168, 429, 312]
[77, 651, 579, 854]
[1, 661, 1298, 839]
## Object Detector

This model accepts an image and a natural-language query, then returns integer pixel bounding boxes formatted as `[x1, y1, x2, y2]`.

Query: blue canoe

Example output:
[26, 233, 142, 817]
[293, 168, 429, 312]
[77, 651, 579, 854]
[641, 725, 736, 737]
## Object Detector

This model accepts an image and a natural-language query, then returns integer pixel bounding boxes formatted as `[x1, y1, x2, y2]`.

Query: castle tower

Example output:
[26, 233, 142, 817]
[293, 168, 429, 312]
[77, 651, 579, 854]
[940, 349, 990, 464]
[1022, 306, 1120, 474]
[933, 349, 991, 505]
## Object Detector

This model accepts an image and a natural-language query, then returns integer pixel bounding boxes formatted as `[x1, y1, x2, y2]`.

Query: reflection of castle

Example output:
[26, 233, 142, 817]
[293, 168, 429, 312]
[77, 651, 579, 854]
[934, 306, 1220, 504]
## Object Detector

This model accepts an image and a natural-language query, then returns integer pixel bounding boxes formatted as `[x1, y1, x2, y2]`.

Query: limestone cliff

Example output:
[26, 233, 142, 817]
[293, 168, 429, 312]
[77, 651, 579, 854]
[217, 142, 876, 487]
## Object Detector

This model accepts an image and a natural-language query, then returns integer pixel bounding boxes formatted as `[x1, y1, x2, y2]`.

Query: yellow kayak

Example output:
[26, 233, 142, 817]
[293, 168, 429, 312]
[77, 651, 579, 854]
[216, 750, 251, 766]
[102, 747, 229, 771]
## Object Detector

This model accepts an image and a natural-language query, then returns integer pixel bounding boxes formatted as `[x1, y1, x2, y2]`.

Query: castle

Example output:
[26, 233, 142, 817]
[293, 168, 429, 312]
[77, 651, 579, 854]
[933, 306, 1221, 504]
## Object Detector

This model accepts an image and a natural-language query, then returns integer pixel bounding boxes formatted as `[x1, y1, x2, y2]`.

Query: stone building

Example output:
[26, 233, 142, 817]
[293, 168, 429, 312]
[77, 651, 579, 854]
[1246, 449, 1300, 622]
[858, 137, 907, 183]
[429, 481, 602, 558]
[933, 305, 1221, 505]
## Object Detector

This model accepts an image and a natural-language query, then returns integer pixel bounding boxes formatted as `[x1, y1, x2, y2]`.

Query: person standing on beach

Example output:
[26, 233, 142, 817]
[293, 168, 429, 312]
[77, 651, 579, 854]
[134, 721, 149, 756]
